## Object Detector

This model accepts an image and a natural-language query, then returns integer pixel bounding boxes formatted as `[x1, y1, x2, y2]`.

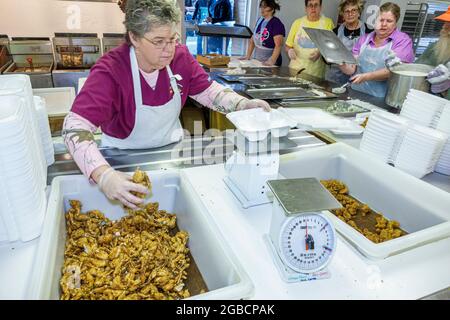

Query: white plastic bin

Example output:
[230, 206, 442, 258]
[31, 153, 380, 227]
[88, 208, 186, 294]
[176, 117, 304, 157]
[279, 143, 450, 259]
[29, 169, 254, 300]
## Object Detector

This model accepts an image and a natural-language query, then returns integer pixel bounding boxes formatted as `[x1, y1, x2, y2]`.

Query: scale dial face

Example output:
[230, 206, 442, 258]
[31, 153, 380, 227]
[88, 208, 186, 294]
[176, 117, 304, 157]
[279, 214, 336, 273]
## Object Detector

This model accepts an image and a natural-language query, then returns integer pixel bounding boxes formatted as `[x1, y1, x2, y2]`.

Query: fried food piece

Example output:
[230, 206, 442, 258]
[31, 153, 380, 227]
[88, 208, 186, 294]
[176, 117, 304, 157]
[360, 117, 369, 128]
[60, 199, 191, 300]
[125, 168, 153, 214]
[321, 179, 405, 243]
[131, 167, 152, 199]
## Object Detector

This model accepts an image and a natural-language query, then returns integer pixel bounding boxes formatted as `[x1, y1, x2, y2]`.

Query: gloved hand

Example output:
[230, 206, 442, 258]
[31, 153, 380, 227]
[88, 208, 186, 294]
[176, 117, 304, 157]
[385, 50, 402, 69]
[288, 48, 297, 60]
[309, 49, 321, 62]
[238, 56, 250, 60]
[98, 167, 148, 209]
[427, 64, 450, 94]
[427, 64, 450, 84]
[237, 98, 271, 112]
[262, 57, 275, 66]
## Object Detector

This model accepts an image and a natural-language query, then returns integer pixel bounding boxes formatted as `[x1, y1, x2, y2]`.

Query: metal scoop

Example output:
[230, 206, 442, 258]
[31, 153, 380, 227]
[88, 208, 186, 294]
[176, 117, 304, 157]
[332, 81, 351, 94]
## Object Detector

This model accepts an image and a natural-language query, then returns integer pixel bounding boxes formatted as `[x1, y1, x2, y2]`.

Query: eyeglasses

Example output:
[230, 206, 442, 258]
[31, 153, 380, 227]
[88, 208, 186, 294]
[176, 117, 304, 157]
[142, 35, 179, 49]
[306, 3, 320, 9]
[344, 8, 359, 15]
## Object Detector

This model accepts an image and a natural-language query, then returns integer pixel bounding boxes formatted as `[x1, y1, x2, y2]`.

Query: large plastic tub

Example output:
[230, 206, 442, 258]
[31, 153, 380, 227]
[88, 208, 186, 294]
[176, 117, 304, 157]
[279, 143, 450, 259]
[29, 170, 254, 299]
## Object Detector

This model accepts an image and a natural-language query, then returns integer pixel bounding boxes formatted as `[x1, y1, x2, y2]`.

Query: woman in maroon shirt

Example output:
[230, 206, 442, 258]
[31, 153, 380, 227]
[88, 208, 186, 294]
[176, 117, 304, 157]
[63, 0, 270, 209]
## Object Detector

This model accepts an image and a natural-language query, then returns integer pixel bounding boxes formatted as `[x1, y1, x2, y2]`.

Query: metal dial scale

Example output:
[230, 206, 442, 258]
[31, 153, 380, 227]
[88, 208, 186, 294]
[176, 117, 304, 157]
[224, 130, 342, 282]
[264, 178, 341, 282]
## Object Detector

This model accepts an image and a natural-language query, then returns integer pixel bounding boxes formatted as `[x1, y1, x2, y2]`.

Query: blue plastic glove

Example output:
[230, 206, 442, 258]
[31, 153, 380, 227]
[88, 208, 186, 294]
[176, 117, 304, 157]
[385, 50, 402, 69]
[427, 64, 450, 94]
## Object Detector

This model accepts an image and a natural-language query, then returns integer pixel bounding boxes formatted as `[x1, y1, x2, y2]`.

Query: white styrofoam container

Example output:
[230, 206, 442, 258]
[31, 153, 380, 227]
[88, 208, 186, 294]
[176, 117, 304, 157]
[32, 87, 75, 117]
[28, 170, 254, 300]
[33, 96, 55, 166]
[0, 95, 47, 243]
[278, 107, 347, 130]
[226, 108, 295, 141]
[0, 74, 47, 186]
[278, 143, 450, 260]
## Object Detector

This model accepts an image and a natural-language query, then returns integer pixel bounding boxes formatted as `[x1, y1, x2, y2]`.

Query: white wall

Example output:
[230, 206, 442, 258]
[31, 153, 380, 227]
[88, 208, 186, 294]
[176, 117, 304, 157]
[0, 0, 126, 38]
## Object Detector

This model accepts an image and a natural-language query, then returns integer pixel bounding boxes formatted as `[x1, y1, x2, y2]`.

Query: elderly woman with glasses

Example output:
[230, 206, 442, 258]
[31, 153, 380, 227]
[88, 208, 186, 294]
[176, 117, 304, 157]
[325, 0, 372, 85]
[338, 2, 414, 97]
[62, 0, 270, 209]
[285, 0, 335, 78]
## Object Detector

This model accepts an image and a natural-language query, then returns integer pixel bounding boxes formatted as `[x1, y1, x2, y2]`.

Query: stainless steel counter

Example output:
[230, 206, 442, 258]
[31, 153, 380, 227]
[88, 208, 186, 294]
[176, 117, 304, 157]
[48, 129, 325, 184]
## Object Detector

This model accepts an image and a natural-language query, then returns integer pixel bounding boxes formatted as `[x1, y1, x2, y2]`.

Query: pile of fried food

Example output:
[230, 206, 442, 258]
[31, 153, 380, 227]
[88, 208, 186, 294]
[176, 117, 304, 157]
[60, 169, 191, 300]
[321, 179, 405, 243]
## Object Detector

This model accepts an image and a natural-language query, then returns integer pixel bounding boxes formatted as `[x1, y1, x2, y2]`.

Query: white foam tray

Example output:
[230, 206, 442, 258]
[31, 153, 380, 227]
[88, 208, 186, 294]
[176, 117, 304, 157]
[32, 87, 75, 117]
[278, 143, 450, 260]
[28, 169, 254, 300]
[226, 108, 295, 141]
[278, 107, 347, 130]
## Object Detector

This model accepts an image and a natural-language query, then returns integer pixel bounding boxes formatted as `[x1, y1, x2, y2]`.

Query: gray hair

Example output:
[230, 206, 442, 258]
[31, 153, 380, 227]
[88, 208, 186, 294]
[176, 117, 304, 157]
[124, 0, 180, 43]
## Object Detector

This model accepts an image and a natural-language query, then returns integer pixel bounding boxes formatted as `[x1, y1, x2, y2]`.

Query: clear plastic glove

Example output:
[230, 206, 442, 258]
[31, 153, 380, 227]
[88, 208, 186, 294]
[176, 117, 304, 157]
[288, 48, 297, 60]
[98, 167, 148, 209]
[237, 99, 271, 112]
[427, 64, 450, 84]
[309, 50, 321, 62]
[385, 50, 402, 69]
[262, 57, 275, 66]
[238, 56, 250, 60]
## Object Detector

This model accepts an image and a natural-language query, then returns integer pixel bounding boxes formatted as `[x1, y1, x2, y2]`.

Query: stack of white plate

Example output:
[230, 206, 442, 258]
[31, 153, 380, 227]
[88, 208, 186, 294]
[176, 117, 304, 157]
[0, 95, 46, 243]
[34, 96, 55, 166]
[435, 142, 450, 175]
[359, 110, 409, 163]
[0, 75, 47, 186]
[434, 103, 450, 175]
[400, 89, 446, 127]
[435, 102, 450, 133]
[394, 125, 448, 178]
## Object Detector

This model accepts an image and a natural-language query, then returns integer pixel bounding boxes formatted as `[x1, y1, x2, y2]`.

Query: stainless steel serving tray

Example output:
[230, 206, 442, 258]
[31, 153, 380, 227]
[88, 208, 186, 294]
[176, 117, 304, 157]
[239, 76, 307, 88]
[245, 87, 336, 100]
[218, 74, 269, 82]
[303, 27, 357, 65]
[279, 100, 370, 117]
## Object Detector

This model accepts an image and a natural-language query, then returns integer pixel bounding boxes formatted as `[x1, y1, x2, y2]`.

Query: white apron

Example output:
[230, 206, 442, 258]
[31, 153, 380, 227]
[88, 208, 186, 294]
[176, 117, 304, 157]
[254, 17, 274, 62]
[326, 22, 366, 85]
[351, 34, 393, 98]
[102, 46, 183, 149]
[289, 16, 327, 78]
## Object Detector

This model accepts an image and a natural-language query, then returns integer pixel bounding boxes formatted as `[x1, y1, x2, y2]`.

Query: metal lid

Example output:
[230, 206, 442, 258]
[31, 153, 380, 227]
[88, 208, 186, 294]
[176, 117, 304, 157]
[267, 178, 342, 216]
[303, 27, 356, 65]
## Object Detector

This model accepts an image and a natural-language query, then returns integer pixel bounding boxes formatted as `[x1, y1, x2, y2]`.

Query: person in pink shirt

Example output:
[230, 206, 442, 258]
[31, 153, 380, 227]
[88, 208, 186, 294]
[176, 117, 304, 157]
[63, 0, 270, 209]
[338, 2, 414, 97]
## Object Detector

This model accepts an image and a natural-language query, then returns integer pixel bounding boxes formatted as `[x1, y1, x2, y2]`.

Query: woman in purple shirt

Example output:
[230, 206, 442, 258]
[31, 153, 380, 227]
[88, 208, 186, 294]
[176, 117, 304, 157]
[242, 0, 286, 66]
[339, 2, 414, 97]
[62, 0, 270, 209]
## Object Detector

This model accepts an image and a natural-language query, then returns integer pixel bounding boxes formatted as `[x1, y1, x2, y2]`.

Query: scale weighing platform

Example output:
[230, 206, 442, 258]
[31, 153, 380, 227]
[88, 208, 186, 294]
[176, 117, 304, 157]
[223, 125, 342, 282]
[264, 178, 342, 282]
